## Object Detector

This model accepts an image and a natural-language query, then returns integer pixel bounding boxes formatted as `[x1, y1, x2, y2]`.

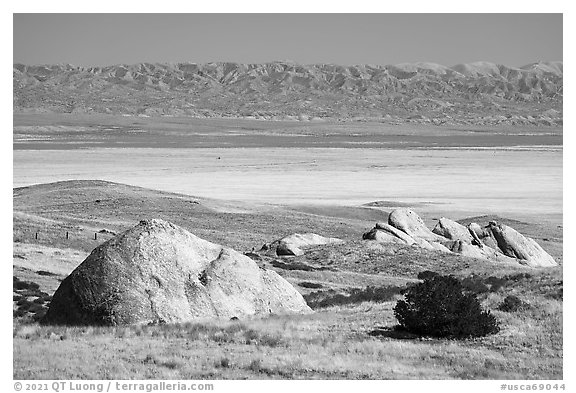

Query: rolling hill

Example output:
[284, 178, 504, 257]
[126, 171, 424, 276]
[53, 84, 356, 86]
[13, 180, 563, 379]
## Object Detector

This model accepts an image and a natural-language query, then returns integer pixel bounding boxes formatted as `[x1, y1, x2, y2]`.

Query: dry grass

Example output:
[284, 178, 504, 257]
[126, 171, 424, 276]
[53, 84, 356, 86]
[14, 268, 562, 380]
[12, 179, 563, 380]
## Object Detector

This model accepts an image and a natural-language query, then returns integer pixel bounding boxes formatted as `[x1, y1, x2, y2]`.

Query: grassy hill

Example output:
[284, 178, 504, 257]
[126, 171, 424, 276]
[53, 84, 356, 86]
[13, 180, 563, 379]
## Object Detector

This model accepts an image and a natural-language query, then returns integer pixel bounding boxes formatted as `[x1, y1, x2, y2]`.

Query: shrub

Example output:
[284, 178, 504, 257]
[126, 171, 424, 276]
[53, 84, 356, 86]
[160, 360, 181, 370]
[298, 281, 323, 289]
[13, 277, 40, 291]
[33, 297, 47, 304]
[243, 329, 260, 344]
[461, 275, 490, 294]
[248, 359, 262, 372]
[485, 276, 508, 292]
[255, 332, 285, 347]
[303, 285, 403, 309]
[217, 357, 231, 368]
[28, 303, 46, 314]
[394, 275, 500, 338]
[36, 270, 57, 276]
[504, 273, 532, 282]
[417, 270, 440, 281]
[550, 286, 563, 301]
[497, 295, 529, 312]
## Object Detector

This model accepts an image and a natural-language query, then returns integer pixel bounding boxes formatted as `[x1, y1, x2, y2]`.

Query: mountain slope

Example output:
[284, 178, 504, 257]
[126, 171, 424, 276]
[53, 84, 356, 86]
[13, 61, 563, 124]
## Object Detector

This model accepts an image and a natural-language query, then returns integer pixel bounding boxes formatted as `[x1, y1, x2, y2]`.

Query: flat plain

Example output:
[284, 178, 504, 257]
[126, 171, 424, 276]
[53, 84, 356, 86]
[12, 114, 563, 379]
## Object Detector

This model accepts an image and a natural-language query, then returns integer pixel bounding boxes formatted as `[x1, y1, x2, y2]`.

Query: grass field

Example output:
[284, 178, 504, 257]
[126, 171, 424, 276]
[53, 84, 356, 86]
[14, 268, 562, 379]
[12, 180, 563, 380]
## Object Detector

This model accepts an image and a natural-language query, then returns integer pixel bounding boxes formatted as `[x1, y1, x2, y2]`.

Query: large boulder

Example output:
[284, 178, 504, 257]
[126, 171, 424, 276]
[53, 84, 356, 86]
[374, 222, 417, 244]
[388, 208, 445, 242]
[486, 221, 557, 267]
[42, 219, 312, 326]
[447, 239, 517, 263]
[362, 228, 406, 244]
[432, 218, 474, 242]
[272, 233, 344, 257]
[448, 240, 487, 259]
[415, 239, 451, 253]
[363, 222, 449, 253]
[467, 222, 500, 249]
[363, 222, 416, 245]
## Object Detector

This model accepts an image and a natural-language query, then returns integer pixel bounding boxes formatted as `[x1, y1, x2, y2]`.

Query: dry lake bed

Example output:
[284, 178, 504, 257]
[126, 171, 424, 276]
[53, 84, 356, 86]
[13, 114, 562, 224]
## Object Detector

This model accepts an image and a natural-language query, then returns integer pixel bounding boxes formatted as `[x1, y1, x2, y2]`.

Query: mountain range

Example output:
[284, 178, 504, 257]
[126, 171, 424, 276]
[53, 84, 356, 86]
[13, 61, 563, 125]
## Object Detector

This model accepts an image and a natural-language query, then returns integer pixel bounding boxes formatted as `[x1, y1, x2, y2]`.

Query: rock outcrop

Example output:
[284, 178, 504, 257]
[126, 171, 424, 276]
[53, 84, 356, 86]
[416, 238, 452, 253]
[363, 223, 415, 245]
[467, 222, 500, 250]
[432, 218, 474, 242]
[375, 222, 417, 245]
[485, 221, 557, 267]
[270, 233, 344, 257]
[362, 228, 405, 244]
[388, 209, 446, 242]
[363, 209, 557, 267]
[42, 219, 311, 326]
[447, 239, 516, 263]
[363, 214, 450, 253]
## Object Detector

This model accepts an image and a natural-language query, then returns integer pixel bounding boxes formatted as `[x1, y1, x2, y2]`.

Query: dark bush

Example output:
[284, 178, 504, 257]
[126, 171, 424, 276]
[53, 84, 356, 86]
[217, 357, 231, 368]
[394, 275, 500, 338]
[504, 273, 532, 282]
[417, 273, 510, 294]
[17, 299, 32, 310]
[13, 276, 40, 291]
[304, 285, 403, 309]
[18, 290, 46, 298]
[31, 309, 47, 322]
[549, 286, 563, 300]
[497, 295, 529, 312]
[33, 297, 49, 304]
[417, 270, 440, 281]
[36, 270, 58, 276]
[28, 303, 46, 314]
[461, 275, 490, 294]
[485, 276, 508, 292]
[298, 281, 323, 289]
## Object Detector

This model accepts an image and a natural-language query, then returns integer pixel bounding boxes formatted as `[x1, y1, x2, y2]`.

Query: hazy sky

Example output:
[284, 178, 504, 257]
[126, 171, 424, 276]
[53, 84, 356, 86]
[13, 14, 562, 67]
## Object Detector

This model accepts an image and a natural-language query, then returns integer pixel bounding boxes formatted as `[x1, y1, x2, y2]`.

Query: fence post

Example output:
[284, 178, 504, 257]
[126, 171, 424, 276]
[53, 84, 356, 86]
[66, 231, 69, 240]
[94, 233, 97, 240]
[35, 232, 38, 240]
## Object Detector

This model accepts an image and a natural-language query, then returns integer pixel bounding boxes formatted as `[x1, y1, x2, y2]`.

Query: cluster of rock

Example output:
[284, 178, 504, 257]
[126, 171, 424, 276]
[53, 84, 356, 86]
[363, 209, 557, 268]
[42, 211, 556, 326]
[42, 219, 311, 326]
[262, 233, 345, 257]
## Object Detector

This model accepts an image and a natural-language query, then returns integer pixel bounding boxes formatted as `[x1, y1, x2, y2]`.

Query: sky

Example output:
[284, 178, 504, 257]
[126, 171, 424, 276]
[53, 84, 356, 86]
[13, 14, 563, 67]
